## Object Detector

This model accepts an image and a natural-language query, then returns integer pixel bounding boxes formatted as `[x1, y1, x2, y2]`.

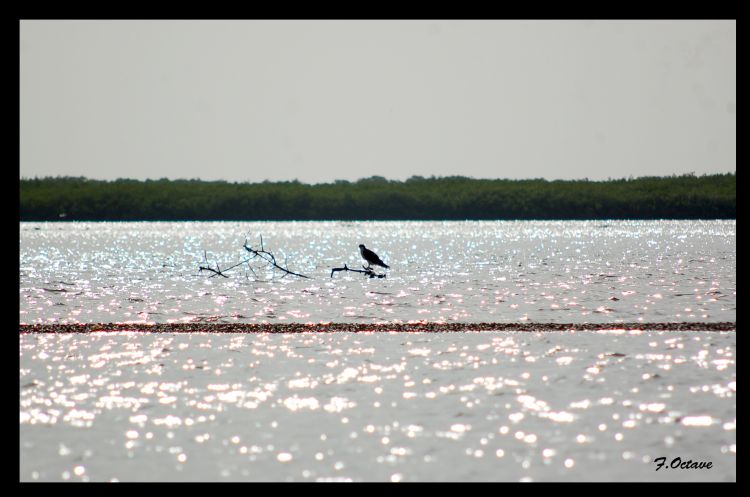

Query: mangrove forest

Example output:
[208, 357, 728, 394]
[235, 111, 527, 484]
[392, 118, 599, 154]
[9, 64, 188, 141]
[19, 173, 736, 221]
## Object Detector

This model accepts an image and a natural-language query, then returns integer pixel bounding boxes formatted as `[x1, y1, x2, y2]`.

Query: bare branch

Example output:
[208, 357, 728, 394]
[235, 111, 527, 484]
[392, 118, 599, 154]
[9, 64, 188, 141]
[198, 264, 230, 278]
[243, 239, 310, 279]
[199, 234, 309, 280]
[198, 251, 230, 278]
[331, 263, 386, 279]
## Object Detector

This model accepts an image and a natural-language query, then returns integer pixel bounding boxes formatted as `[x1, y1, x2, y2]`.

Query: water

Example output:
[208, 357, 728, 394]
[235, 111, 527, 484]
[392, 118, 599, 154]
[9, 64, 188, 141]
[19, 221, 736, 481]
[20, 330, 735, 481]
[19, 220, 736, 325]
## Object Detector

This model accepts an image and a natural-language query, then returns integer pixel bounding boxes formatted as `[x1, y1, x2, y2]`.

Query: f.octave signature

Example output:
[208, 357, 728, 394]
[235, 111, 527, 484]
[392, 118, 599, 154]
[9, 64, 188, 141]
[654, 457, 713, 471]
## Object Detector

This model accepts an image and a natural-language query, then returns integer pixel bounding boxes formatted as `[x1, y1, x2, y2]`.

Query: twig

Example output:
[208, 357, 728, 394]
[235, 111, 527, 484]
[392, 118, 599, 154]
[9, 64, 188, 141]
[198, 250, 230, 278]
[198, 236, 309, 280]
[198, 265, 230, 278]
[331, 264, 386, 279]
[243, 237, 310, 279]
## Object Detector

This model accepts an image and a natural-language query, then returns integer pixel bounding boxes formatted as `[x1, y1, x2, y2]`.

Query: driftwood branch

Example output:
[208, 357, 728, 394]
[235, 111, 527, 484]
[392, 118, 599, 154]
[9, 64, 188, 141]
[198, 251, 230, 278]
[243, 236, 310, 279]
[198, 235, 309, 280]
[330, 264, 386, 279]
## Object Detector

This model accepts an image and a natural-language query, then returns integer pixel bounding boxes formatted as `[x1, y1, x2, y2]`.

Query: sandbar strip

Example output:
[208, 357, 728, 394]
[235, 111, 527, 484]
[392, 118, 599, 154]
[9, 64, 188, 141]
[19, 321, 736, 334]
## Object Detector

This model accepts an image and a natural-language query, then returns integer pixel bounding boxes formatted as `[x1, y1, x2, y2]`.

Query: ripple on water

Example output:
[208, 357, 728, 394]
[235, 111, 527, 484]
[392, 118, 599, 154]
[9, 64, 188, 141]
[20, 221, 736, 325]
[20, 330, 735, 482]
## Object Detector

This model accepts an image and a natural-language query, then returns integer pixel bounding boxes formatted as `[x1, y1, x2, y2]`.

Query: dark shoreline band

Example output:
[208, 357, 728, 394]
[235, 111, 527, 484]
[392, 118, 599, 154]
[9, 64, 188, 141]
[19, 322, 736, 334]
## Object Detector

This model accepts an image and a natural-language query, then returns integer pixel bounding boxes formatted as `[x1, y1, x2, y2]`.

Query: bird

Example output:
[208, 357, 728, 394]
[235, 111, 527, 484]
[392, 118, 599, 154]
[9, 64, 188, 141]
[359, 244, 390, 269]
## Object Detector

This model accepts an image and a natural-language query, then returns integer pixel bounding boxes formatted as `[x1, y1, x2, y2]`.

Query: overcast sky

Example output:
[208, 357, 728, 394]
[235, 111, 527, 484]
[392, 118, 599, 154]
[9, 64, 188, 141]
[19, 20, 735, 183]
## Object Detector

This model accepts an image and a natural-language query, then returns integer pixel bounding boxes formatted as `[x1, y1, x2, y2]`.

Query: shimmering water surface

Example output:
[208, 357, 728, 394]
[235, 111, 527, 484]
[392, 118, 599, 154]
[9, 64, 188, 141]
[19, 221, 736, 324]
[20, 331, 735, 481]
[19, 221, 736, 481]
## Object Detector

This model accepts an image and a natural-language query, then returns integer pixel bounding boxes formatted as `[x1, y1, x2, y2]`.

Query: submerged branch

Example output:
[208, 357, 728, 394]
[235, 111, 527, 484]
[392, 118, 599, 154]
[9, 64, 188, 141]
[198, 236, 309, 280]
[331, 264, 386, 279]
[198, 251, 230, 278]
[243, 237, 310, 279]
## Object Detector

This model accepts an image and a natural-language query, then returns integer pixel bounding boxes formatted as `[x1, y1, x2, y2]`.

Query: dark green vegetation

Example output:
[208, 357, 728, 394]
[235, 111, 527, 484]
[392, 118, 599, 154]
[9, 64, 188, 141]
[20, 174, 735, 221]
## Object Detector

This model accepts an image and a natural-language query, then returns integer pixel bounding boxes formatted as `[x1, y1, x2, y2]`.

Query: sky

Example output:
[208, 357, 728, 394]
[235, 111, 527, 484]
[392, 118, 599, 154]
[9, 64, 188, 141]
[19, 20, 736, 184]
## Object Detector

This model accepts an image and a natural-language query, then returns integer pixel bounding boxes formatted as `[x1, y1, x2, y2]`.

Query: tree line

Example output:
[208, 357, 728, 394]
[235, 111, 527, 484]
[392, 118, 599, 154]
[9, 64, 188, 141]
[19, 173, 736, 221]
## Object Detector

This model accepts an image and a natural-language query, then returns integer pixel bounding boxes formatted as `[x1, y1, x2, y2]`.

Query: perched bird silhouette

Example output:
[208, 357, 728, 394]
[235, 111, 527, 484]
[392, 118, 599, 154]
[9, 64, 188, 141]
[359, 244, 390, 269]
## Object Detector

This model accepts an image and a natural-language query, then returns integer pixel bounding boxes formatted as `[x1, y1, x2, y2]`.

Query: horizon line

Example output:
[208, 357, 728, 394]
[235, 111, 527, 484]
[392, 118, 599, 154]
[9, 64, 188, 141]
[19, 171, 737, 185]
